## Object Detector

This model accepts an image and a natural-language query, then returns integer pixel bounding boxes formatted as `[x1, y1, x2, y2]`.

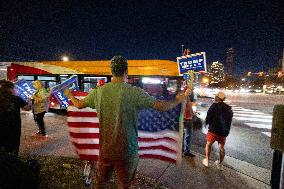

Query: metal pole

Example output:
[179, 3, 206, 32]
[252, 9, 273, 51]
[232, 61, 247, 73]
[271, 150, 283, 189]
[181, 45, 184, 56]
[280, 152, 284, 189]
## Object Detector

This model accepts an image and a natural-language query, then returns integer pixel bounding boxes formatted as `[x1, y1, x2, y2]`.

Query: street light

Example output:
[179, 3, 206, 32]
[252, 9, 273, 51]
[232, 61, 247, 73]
[61, 56, 69, 61]
[202, 77, 209, 84]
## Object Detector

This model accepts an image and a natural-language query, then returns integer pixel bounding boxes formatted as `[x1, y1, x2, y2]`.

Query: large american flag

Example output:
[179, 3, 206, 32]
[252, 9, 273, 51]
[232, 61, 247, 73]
[67, 91, 183, 164]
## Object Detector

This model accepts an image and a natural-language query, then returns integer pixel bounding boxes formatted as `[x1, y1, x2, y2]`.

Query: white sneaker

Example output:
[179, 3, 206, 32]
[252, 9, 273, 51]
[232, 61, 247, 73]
[215, 160, 223, 170]
[202, 159, 209, 167]
[84, 162, 91, 177]
[85, 176, 92, 187]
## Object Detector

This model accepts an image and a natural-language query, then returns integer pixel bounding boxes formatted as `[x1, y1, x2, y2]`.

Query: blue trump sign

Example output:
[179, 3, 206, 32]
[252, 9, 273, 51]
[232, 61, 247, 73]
[14, 79, 36, 102]
[177, 52, 206, 74]
[51, 75, 79, 108]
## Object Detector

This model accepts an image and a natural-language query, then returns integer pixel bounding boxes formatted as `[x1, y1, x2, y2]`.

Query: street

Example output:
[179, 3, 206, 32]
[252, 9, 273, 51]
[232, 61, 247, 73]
[17, 92, 282, 187]
[193, 93, 284, 171]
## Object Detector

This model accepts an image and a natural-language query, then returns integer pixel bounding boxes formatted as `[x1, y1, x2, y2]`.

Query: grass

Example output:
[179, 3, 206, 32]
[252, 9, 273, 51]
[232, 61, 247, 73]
[34, 156, 167, 189]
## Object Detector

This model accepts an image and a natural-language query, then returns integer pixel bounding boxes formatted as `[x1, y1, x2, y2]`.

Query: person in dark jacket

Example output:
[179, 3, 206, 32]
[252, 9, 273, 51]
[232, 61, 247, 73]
[202, 91, 233, 168]
[0, 80, 30, 156]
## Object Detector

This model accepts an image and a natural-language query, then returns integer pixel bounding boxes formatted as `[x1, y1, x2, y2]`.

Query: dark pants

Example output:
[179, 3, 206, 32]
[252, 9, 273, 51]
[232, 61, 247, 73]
[183, 119, 193, 154]
[33, 111, 46, 135]
[95, 157, 139, 189]
[0, 138, 20, 157]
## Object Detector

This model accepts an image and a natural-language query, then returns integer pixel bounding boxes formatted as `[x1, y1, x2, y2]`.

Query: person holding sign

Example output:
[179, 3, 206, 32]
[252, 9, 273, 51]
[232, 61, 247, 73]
[183, 89, 196, 157]
[0, 80, 31, 156]
[31, 80, 50, 137]
[65, 56, 192, 189]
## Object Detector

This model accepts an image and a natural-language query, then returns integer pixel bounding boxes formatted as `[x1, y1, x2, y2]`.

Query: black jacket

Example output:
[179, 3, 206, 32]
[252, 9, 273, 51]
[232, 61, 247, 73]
[205, 102, 233, 137]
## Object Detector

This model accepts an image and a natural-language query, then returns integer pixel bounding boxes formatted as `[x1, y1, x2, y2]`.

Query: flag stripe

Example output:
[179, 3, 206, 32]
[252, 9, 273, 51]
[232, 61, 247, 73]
[68, 111, 98, 117]
[68, 106, 95, 112]
[138, 137, 177, 143]
[69, 132, 100, 138]
[139, 146, 177, 153]
[139, 140, 178, 151]
[68, 122, 100, 128]
[69, 127, 99, 133]
[79, 155, 99, 161]
[138, 130, 179, 140]
[76, 148, 100, 156]
[68, 117, 99, 123]
[138, 149, 177, 160]
[73, 143, 100, 149]
[71, 138, 99, 144]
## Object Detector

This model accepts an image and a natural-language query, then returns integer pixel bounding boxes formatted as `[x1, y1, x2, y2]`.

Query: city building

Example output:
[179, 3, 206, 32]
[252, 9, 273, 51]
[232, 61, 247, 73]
[226, 48, 234, 76]
[208, 61, 225, 84]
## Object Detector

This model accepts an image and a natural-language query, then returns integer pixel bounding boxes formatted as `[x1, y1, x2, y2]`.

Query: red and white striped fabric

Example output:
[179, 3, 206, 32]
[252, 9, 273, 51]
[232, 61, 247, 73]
[138, 129, 181, 163]
[67, 91, 182, 163]
[67, 91, 100, 161]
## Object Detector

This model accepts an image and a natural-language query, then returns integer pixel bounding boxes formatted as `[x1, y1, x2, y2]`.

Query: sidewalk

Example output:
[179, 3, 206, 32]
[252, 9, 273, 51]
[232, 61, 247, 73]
[19, 111, 271, 189]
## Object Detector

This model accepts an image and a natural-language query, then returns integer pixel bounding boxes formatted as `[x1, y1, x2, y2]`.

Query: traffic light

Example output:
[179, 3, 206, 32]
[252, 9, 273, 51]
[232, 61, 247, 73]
[278, 71, 283, 77]
[247, 72, 251, 76]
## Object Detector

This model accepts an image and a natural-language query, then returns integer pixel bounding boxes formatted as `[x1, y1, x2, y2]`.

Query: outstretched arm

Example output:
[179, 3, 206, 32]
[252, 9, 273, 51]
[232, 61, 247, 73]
[153, 87, 192, 111]
[64, 89, 87, 109]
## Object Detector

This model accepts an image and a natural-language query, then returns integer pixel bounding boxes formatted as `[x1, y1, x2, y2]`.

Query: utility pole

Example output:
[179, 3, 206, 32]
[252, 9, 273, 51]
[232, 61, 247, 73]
[282, 49, 284, 73]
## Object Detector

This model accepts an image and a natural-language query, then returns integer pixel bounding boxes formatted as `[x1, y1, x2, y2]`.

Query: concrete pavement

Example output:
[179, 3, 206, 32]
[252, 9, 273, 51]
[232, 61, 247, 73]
[19, 110, 271, 189]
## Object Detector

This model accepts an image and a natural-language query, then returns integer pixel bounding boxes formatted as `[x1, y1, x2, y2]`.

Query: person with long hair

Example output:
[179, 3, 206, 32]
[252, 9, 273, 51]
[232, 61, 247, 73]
[0, 79, 30, 156]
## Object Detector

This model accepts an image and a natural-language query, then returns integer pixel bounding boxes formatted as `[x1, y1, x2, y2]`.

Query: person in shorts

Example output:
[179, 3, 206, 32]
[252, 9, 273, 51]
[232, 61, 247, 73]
[202, 91, 233, 168]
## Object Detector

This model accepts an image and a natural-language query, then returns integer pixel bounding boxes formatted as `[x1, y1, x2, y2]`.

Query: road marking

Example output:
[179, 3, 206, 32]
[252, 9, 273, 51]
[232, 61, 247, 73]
[233, 113, 272, 119]
[262, 132, 271, 137]
[245, 123, 271, 129]
[232, 107, 260, 112]
[233, 116, 272, 123]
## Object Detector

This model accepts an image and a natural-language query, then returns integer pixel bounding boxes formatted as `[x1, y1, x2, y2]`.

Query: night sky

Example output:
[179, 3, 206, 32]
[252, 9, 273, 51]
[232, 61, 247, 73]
[0, 0, 283, 76]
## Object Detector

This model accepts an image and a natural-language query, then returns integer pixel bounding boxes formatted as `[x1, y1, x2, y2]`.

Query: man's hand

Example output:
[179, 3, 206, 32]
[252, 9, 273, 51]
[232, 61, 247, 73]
[64, 89, 87, 109]
[64, 89, 73, 99]
[176, 87, 192, 102]
[184, 86, 192, 97]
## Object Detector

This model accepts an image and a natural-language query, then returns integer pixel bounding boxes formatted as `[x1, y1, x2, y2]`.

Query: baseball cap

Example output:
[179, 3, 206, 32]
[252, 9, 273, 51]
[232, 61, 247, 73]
[98, 80, 105, 86]
[216, 91, 226, 101]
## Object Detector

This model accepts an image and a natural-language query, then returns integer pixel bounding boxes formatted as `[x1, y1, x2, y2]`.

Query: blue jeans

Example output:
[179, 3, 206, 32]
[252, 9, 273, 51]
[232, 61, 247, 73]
[183, 119, 193, 154]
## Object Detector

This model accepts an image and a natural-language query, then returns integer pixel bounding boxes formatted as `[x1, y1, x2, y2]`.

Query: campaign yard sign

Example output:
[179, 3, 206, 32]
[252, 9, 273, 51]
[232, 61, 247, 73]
[51, 75, 79, 108]
[14, 79, 36, 102]
[177, 52, 207, 74]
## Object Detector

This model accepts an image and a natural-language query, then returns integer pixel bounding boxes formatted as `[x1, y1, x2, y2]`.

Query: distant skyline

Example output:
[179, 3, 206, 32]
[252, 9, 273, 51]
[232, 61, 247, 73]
[0, 0, 282, 76]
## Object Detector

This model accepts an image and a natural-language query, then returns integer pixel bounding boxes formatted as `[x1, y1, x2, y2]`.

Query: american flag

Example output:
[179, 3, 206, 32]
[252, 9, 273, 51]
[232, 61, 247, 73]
[67, 91, 183, 164]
